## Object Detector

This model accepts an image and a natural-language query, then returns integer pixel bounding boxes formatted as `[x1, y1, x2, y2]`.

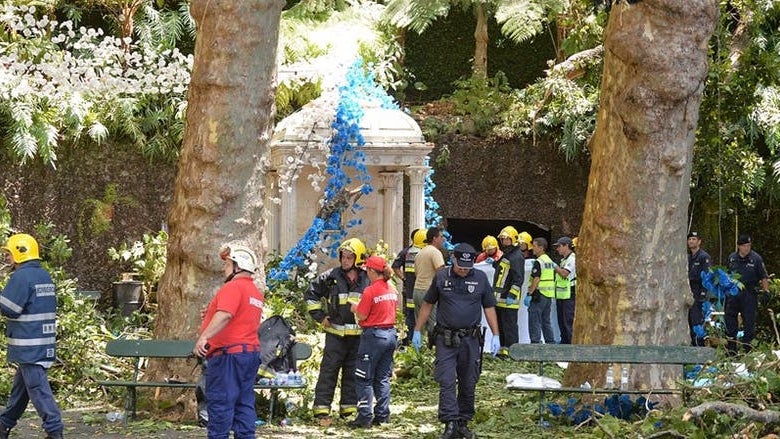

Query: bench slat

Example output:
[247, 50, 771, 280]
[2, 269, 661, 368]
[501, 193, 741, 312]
[106, 339, 195, 358]
[509, 343, 715, 364]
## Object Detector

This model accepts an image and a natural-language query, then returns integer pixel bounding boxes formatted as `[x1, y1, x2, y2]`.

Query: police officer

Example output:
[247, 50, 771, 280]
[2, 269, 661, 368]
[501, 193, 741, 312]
[526, 237, 556, 344]
[349, 256, 398, 428]
[305, 238, 370, 425]
[194, 242, 264, 439]
[412, 243, 501, 439]
[553, 237, 576, 344]
[725, 234, 769, 355]
[687, 232, 711, 346]
[0, 234, 64, 439]
[392, 228, 426, 347]
[493, 226, 525, 357]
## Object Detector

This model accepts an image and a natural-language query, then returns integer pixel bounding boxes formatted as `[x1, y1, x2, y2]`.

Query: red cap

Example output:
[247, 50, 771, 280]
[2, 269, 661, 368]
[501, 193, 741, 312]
[364, 255, 386, 271]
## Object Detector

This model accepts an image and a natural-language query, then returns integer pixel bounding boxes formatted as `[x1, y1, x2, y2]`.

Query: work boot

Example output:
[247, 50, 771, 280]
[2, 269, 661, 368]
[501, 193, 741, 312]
[439, 421, 459, 439]
[0, 424, 9, 439]
[45, 431, 63, 439]
[458, 420, 476, 439]
[347, 418, 372, 429]
[372, 416, 390, 426]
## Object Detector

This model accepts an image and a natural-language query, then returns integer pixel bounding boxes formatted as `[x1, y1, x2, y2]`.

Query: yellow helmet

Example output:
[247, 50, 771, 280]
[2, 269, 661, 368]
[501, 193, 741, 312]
[339, 238, 367, 266]
[518, 231, 533, 250]
[497, 226, 519, 246]
[3, 233, 40, 264]
[413, 229, 427, 248]
[572, 237, 578, 248]
[481, 235, 499, 251]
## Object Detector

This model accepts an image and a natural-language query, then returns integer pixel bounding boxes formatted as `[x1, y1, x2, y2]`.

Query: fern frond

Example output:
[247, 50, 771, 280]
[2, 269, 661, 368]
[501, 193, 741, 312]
[88, 121, 108, 144]
[495, 0, 547, 44]
[381, 0, 452, 34]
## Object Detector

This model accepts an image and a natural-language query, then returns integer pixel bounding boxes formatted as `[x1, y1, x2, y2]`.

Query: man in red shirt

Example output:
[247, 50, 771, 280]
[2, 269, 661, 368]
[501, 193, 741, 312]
[194, 243, 264, 439]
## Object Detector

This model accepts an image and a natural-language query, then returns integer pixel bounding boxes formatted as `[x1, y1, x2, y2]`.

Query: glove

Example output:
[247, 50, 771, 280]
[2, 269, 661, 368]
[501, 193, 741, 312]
[523, 295, 532, 307]
[412, 330, 422, 351]
[485, 257, 494, 264]
[692, 324, 706, 339]
[505, 297, 515, 306]
[490, 335, 501, 357]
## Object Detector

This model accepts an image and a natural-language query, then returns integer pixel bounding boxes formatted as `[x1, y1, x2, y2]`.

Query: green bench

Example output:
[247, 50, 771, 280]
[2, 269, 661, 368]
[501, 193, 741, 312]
[508, 343, 717, 422]
[98, 339, 312, 423]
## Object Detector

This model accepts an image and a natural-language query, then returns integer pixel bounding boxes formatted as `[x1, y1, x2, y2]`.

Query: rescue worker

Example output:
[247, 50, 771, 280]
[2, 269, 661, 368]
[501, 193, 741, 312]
[305, 238, 369, 425]
[391, 228, 426, 347]
[553, 237, 576, 344]
[518, 231, 535, 344]
[475, 235, 502, 264]
[0, 234, 64, 439]
[687, 232, 711, 346]
[526, 237, 555, 344]
[493, 226, 525, 357]
[518, 231, 533, 260]
[725, 234, 769, 355]
[412, 243, 501, 439]
[349, 256, 398, 428]
[194, 243, 263, 439]
[413, 227, 446, 339]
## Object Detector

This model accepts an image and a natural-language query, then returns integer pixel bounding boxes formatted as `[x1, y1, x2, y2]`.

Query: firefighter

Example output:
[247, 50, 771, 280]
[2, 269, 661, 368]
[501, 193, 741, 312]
[475, 235, 502, 264]
[305, 238, 370, 425]
[493, 226, 525, 357]
[0, 234, 64, 439]
[391, 228, 426, 347]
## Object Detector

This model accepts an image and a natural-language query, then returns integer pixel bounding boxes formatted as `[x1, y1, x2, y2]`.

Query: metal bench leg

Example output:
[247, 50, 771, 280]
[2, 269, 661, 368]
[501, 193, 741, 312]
[268, 389, 278, 423]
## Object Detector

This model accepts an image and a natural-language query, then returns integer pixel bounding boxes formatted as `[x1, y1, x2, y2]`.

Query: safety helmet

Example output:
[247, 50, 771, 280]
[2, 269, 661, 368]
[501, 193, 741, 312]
[220, 243, 258, 273]
[481, 235, 499, 251]
[412, 229, 427, 248]
[518, 231, 533, 250]
[338, 238, 366, 266]
[572, 237, 579, 248]
[2, 234, 40, 264]
[497, 226, 519, 246]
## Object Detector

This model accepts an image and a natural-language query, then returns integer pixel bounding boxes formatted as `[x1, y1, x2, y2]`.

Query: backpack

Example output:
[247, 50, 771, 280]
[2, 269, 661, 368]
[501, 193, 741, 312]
[257, 315, 297, 378]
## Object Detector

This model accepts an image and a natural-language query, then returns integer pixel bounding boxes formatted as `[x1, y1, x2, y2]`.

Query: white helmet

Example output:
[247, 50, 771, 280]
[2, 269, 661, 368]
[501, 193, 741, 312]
[220, 244, 258, 273]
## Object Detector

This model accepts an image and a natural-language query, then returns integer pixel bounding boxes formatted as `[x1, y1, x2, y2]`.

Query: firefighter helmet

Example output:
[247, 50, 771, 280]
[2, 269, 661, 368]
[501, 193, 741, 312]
[481, 235, 499, 251]
[412, 228, 427, 248]
[339, 238, 367, 266]
[497, 226, 519, 246]
[220, 243, 258, 273]
[2, 234, 40, 264]
[518, 231, 533, 250]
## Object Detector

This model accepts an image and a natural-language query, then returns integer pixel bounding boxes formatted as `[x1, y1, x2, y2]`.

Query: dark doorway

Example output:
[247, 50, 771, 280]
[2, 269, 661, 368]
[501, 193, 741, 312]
[444, 218, 551, 251]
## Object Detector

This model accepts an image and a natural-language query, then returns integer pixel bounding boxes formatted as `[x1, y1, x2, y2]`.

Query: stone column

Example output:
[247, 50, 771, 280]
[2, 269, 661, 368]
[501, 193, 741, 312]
[265, 170, 280, 254]
[406, 165, 429, 235]
[380, 171, 404, 253]
[279, 175, 297, 255]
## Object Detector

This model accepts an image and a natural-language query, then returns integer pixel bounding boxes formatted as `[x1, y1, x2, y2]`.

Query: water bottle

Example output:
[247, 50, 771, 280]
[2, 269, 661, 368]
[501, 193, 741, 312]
[605, 364, 615, 389]
[620, 365, 629, 391]
[287, 370, 295, 386]
[293, 371, 303, 385]
[106, 411, 124, 422]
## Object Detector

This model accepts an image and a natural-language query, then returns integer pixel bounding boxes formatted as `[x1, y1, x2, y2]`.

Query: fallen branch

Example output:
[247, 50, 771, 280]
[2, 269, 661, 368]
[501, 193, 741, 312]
[683, 402, 780, 424]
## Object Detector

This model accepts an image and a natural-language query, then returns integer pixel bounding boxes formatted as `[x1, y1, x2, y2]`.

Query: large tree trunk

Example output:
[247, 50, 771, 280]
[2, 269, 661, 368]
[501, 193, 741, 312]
[147, 0, 284, 410]
[565, 0, 718, 391]
[472, 2, 488, 79]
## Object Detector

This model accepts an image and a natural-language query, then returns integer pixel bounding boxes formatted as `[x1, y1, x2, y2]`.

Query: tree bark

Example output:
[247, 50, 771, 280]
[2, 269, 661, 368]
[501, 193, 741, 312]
[565, 0, 718, 390]
[148, 0, 284, 399]
[472, 2, 488, 79]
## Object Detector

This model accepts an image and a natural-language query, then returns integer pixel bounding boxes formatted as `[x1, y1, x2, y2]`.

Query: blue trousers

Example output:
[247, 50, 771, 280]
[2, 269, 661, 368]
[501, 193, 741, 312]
[355, 328, 397, 423]
[556, 295, 575, 344]
[725, 290, 758, 354]
[205, 351, 261, 439]
[434, 333, 480, 422]
[0, 363, 63, 434]
[528, 295, 554, 344]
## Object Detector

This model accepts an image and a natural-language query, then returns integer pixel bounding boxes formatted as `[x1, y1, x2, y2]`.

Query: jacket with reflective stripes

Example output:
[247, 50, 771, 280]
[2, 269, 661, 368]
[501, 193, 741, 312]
[305, 266, 369, 337]
[493, 245, 525, 309]
[0, 260, 57, 367]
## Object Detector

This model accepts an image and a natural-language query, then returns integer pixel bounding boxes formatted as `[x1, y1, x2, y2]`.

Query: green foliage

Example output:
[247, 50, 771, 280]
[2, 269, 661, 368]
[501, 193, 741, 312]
[77, 183, 137, 243]
[276, 79, 323, 120]
[107, 230, 168, 301]
[450, 73, 513, 136]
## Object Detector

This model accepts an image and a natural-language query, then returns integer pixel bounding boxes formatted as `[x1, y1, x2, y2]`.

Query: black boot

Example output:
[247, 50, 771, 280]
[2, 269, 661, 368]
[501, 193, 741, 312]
[45, 431, 63, 439]
[0, 424, 9, 439]
[458, 420, 476, 439]
[439, 421, 460, 439]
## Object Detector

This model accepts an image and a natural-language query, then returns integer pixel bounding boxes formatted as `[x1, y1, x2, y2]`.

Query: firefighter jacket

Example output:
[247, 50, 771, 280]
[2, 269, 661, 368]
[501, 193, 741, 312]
[493, 245, 525, 309]
[306, 267, 370, 337]
[0, 260, 57, 367]
[392, 245, 420, 309]
[536, 253, 556, 298]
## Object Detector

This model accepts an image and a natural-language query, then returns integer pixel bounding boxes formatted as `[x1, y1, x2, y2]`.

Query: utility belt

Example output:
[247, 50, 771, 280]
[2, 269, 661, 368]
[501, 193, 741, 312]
[432, 325, 481, 348]
[207, 343, 260, 359]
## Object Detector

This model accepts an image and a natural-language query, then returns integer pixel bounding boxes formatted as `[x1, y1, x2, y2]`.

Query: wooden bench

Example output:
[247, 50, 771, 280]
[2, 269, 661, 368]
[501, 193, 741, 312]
[508, 343, 717, 422]
[98, 339, 312, 423]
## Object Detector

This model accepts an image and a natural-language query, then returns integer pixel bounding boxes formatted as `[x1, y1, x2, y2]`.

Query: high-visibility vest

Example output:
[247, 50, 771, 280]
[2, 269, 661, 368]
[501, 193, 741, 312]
[537, 254, 555, 298]
[555, 254, 573, 300]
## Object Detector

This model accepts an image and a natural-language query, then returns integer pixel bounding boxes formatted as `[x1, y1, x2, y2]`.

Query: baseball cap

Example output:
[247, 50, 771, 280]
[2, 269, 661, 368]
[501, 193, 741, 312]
[453, 243, 476, 268]
[687, 231, 700, 239]
[364, 255, 386, 272]
[554, 237, 573, 247]
[737, 234, 752, 245]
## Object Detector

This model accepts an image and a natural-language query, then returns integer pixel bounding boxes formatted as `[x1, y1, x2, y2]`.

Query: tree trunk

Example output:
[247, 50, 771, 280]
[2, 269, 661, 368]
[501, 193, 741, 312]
[565, 0, 718, 391]
[472, 2, 488, 79]
[147, 0, 284, 406]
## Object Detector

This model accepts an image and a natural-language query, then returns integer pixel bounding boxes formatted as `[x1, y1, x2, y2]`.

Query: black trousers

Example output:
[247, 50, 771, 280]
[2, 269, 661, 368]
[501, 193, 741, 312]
[313, 333, 360, 416]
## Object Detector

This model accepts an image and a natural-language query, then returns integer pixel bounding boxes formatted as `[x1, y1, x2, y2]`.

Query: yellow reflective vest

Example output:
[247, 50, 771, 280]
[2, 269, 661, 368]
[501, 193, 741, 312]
[555, 253, 573, 300]
[536, 253, 555, 298]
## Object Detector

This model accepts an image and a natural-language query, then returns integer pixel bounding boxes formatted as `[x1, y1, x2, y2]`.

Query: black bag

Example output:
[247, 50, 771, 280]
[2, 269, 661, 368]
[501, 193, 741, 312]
[258, 315, 297, 377]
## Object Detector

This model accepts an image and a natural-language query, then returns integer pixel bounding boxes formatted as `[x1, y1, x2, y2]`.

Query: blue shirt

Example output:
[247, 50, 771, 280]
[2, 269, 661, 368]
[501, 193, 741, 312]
[424, 267, 496, 329]
[688, 249, 711, 297]
[727, 250, 768, 291]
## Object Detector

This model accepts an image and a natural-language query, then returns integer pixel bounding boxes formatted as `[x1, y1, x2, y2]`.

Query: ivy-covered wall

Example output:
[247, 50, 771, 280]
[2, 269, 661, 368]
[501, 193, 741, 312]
[403, 9, 556, 102]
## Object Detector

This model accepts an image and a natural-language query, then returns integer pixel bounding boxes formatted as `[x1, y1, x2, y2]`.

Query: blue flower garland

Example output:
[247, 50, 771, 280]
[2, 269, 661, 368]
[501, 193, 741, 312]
[267, 60, 396, 285]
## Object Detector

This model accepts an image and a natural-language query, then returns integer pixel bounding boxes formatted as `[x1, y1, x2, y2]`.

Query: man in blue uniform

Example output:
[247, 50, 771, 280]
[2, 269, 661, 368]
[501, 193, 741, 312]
[392, 229, 425, 347]
[412, 243, 501, 439]
[687, 232, 711, 346]
[725, 234, 769, 355]
[0, 234, 63, 439]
